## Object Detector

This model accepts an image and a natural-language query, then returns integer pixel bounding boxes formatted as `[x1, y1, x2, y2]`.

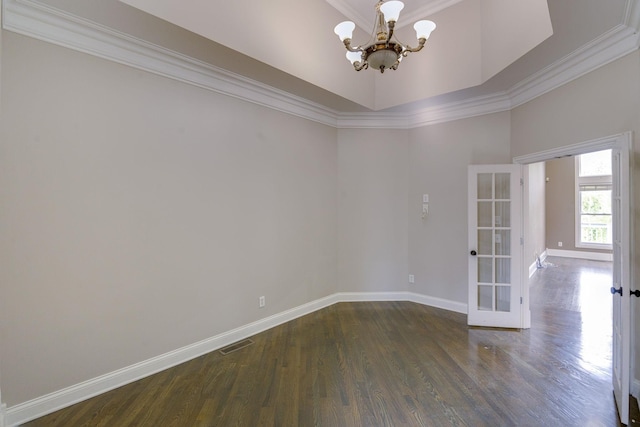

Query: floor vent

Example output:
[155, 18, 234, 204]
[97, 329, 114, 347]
[219, 339, 254, 355]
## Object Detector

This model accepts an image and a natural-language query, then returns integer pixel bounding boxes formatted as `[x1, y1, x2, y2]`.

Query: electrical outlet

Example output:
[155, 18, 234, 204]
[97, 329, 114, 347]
[558, 241, 563, 247]
[259, 296, 265, 308]
[409, 274, 415, 284]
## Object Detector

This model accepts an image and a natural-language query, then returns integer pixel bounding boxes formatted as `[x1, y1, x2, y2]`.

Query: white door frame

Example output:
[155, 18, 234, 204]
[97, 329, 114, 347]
[513, 131, 634, 418]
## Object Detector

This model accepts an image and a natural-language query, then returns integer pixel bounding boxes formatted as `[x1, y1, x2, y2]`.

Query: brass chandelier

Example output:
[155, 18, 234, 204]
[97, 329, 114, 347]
[333, 1, 436, 73]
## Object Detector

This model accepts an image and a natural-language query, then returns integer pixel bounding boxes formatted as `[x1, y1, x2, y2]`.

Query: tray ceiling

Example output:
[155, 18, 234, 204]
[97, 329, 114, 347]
[118, 0, 552, 110]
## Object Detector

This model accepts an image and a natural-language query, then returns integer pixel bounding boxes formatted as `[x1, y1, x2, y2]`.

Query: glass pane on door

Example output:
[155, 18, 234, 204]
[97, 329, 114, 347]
[496, 286, 510, 312]
[478, 230, 493, 255]
[478, 285, 493, 311]
[495, 258, 510, 284]
[495, 173, 510, 199]
[495, 230, 511, 256]
[478, 257, 492, 283]
[495, 201, 511, 227]
[478, 202, 492, 227]
[478, 173, 493, 199]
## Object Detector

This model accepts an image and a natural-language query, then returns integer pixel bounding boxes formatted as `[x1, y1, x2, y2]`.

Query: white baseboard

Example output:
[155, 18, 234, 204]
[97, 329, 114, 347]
[4, 292, 465, 426]
[529, 250, 549, 278]
[408, 292, 468, 314]
[546, 248, 613, 262]
[528, 260, 537, 278]
[335, 291, 412, 303]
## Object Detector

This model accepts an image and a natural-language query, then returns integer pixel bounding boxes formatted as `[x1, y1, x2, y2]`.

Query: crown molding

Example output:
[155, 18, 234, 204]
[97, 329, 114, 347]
[508, 23, 640, 108]
[2, 0, 639, 131]
[408, 92, 512, 128]
[336, 112, 409, 129]
[1, 0, 340, 128]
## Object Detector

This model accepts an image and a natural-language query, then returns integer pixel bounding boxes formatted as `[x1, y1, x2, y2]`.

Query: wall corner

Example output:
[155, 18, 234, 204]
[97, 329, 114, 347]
[0, 402, 7, 427]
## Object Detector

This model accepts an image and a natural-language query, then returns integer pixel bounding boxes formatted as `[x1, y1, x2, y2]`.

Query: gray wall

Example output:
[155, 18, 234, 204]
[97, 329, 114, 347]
[1, 20, 639, 414]
[337, 128, 409, 293]
[407, 112, 512, 303]
[0, 32, 339, 406]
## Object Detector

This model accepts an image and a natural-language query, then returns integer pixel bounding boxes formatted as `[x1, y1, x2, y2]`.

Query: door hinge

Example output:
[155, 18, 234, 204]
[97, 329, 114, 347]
[520, 178, 524, 186]
[520, 297, 523, 304]
[520, 237, 524, 245]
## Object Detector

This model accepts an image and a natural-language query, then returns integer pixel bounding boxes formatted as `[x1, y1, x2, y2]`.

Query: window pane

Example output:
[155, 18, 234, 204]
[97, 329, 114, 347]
[477, 173, 493, 199]
[579, 149, 611, 177]
[478, 202, 492, 228]
[580, 214, 612, 244]
[496, 286, 511, 312]
[495, 173, 510, 199]
[478, 257, 493, 283]
[580, 190, 612, 214]
[495, 230, 511, 256]
[495, 258, 510, 284]
[478, 230, 493, 255]
[478, 285, 493, 311]
[495, 201, 511, 227]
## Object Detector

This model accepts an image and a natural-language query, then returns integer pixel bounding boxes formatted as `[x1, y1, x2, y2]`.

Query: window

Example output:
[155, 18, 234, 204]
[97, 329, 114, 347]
[575, 150, 612, 249]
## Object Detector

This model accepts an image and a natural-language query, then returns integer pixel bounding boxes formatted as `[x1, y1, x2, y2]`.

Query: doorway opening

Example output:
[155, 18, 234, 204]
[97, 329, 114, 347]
[514, 132, 633, 424]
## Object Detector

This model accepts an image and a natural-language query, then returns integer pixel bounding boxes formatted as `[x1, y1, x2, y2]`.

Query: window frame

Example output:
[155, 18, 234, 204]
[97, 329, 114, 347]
[574, 151, 613, 250]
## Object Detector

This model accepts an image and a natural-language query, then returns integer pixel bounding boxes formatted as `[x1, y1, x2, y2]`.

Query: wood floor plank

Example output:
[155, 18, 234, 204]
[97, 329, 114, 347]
[21, 257, 639, 426]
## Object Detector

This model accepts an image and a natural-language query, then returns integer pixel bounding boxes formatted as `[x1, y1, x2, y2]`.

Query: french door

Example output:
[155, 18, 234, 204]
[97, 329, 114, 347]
[467, 165, 523, 328]
[610, 141, 631, 425]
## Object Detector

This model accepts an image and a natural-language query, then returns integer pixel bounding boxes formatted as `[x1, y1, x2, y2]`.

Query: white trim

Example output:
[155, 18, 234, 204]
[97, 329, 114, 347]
[529, 260, 537, 278]
[407, 93, 512, 129]
[2, 0, 640, 130]
[546, 248, 613, 262]
[0, 403, 6, 427]
[407, 292, 468, 314]
[4, 291, 466, 426]
[633, 379, 640, 399]
[529, 250, 549, 278]
[513, 133, 630, 165]
[334, 291, 411, 302]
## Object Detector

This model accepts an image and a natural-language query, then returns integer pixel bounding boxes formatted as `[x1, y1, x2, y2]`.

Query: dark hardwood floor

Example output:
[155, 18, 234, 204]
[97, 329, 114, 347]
[23, 256, 639, 426]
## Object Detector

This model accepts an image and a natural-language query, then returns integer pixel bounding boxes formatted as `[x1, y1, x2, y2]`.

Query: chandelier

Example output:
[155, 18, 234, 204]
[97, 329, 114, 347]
[333, 1, 436, 73]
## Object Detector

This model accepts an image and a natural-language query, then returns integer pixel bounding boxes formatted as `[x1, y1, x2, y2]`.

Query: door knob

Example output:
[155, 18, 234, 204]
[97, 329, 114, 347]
[470, 250, 477, 256]
[610, 286, 623, 295]
[631, 289, 640, 298]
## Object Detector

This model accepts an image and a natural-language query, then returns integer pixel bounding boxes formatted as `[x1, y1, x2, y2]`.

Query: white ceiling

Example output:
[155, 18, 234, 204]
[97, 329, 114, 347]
[325, 0, 465, 31]
[117, 0, 554, 110]
[21, 0, 637, 114]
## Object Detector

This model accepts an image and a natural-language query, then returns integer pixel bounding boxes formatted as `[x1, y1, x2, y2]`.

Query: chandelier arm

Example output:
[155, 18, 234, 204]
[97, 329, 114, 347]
[353, 61, 368, 71]
[401, 38, 427, 54]
[386, 21, 396, 45]
[343, 39, 364, 53]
